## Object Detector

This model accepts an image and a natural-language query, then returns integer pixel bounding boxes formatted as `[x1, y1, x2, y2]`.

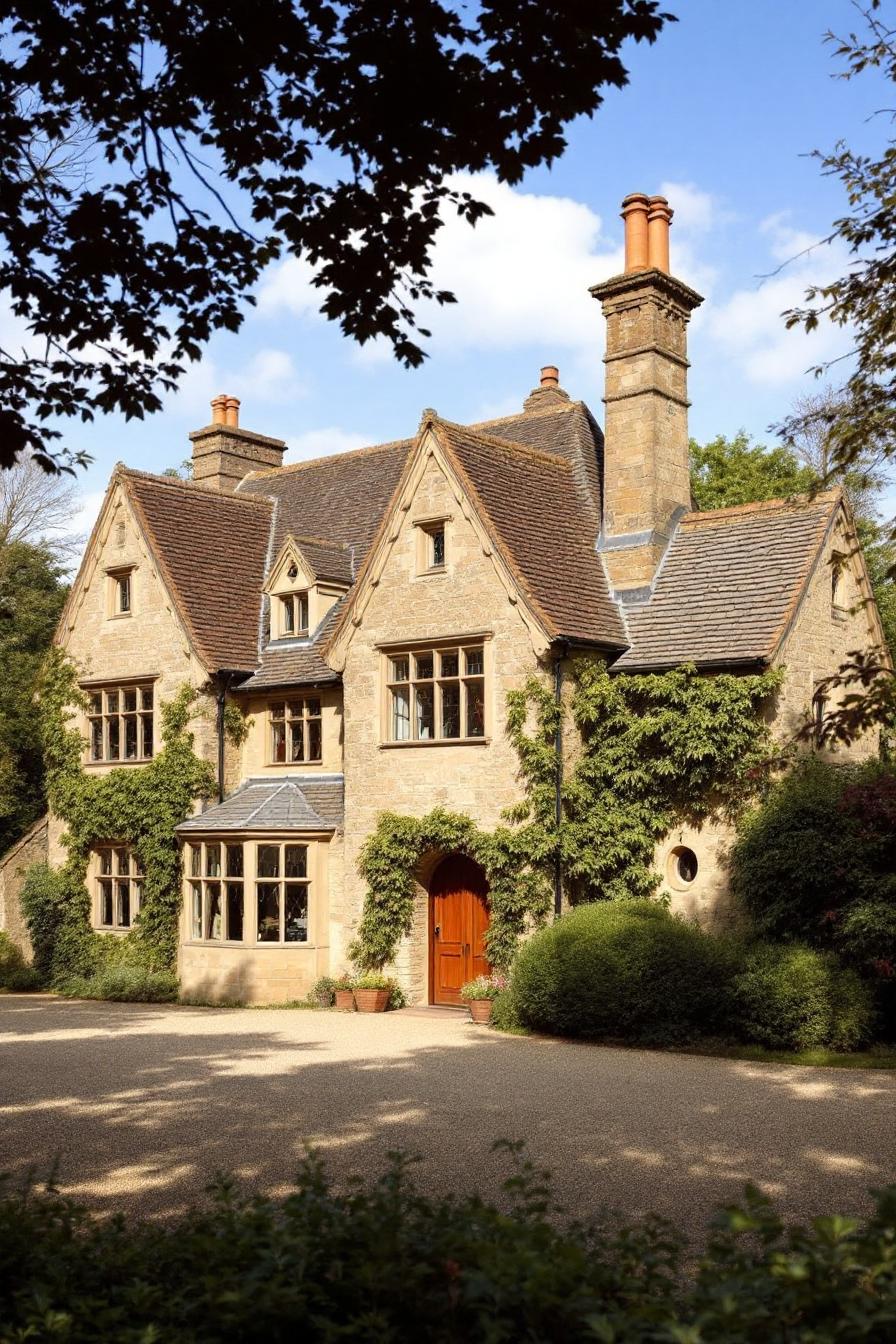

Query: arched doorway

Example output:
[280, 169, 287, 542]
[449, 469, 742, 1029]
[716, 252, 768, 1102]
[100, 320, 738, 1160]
[429, 854, 490, 1005]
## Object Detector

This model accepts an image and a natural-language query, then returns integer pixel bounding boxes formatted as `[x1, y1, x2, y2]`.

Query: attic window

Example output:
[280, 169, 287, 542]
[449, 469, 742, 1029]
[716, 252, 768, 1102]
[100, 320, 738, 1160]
[831, 553, 848, 612]
[280, 592, 309, 637]
[108, 567, 133, 617]
[415, 517, 449, 575]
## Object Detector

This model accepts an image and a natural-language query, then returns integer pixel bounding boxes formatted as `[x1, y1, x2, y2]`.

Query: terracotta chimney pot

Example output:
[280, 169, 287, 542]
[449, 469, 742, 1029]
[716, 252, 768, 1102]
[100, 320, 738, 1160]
[224, 396, 241, 428]
[621, 192, 650, 272]
[540, 365, 559, 388]
[647, 196, 673, 273]
[210, 395, 227, 426]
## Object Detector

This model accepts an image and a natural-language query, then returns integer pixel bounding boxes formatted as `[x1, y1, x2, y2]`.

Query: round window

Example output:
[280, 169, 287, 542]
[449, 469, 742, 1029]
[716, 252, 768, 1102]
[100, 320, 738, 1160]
[668, 845, 698, 887]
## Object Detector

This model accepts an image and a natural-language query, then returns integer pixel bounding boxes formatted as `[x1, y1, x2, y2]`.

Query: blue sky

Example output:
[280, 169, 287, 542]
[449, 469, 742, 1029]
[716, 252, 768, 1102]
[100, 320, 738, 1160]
[46, 0, 896, 535]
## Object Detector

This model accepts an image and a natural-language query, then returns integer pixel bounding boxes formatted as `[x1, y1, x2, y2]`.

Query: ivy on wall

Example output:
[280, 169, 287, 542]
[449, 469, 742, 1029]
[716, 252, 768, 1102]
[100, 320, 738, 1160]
[22, 650, 216, 985]
[352, 659, 783, 971]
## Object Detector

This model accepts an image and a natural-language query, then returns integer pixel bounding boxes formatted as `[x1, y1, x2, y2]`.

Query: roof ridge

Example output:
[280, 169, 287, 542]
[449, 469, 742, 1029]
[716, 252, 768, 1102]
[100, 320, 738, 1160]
[683, 489, 841, 524]
[118, 466, 272, 508]
[241, 436, 413, 480]
[433, 415, 573, 470]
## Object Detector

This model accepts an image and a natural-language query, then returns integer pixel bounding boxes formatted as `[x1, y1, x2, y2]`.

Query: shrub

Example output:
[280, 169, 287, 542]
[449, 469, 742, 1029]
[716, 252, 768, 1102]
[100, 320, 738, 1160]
[1, 1153, 895, 1341]
[57, 965, 179, 1003]
[489, 987, 524, 1033]
[0, 931, 40, 991]
[308, 975, 336, 1007]
[512, 900, 737, 1045]
[730, 943, 875, 1051]
[460, 974, 506, 1001]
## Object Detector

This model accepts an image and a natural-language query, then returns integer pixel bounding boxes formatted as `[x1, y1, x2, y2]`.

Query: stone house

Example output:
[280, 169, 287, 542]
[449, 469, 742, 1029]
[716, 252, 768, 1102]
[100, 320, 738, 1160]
[0, 191, 887, 1004]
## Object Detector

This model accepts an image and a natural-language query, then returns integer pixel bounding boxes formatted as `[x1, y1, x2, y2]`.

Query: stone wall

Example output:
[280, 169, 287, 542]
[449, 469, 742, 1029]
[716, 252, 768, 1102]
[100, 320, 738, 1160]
[0, 815, 48, 958]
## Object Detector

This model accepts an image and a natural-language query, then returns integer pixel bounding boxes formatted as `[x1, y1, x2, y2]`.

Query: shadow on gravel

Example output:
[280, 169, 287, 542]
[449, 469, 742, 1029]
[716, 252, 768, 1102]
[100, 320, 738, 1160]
[0, 995, 893, 1232]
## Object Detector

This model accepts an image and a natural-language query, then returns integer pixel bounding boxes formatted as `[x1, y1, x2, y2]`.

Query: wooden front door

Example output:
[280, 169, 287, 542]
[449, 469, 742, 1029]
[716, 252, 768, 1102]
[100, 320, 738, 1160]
[429, 855, 490, 1005]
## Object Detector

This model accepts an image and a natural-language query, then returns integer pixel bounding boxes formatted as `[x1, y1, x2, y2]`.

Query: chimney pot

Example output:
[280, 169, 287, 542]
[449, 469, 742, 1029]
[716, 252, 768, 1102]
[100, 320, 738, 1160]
[210, 395, 227, 425]
[225, 396, 241, 428]
[621, 192, 650, 272]
[540, 365, 559, 388]
[647, 195, 673, 273]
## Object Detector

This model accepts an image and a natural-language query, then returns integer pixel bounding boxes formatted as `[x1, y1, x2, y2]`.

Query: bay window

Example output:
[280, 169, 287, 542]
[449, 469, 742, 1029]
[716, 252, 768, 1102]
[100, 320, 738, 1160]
[256, 843, 309, 943]
[188, 841, 245, 942]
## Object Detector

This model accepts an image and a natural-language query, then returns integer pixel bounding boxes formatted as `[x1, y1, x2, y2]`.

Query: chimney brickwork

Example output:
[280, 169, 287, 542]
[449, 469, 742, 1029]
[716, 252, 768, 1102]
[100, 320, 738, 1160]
[590, 193, 703, 593]
[190, 396, 287, 491]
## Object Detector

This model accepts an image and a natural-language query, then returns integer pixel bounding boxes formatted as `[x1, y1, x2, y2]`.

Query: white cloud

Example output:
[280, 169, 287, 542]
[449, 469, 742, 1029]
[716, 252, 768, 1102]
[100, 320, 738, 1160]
[284, 426, 373, 465]
[659, 180, 719, 234]
[256, 256, 322, 321]
[242, 348, 307, 403]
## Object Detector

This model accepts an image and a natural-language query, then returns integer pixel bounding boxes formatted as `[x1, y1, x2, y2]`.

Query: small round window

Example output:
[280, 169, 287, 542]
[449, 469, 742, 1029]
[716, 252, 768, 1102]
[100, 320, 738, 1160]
[668, 845, 698, 887]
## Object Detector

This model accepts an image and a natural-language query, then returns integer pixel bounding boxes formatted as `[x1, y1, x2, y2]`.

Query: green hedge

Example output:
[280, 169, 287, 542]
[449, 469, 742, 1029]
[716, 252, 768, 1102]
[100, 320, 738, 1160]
[730, 943, 875, 1052]
[56, 965, 179, 1003]
[1, 1152, 895, 1341]
[511, 900, 737, 1045]
[0, 931, 40, 991]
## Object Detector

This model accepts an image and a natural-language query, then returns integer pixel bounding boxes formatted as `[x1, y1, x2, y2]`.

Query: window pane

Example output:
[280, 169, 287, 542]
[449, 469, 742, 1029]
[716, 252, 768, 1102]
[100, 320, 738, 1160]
[99, 849, 113, 876]
[205, 843, 221, 878]
[99, 880, 113, 926]
[466, 679, 485, 737]
[307, 698, 321, 718]
[298, 594, 309, 630]
[391, 686, 410, 741]
[141, 714, 153, 757]
[189, 844, 201, 878]
[257, 845, 280, 879]
[124, 716, 138, 759]
[285, 845, 307, 879]
[107, 717, 120, 758]
[190, 883, 202, 939]
[205, 883, 222, 940]
[271, 720, 286, 763]
[270, 701, 285, 721]
[105, 690, 119, 712]
[118, 575, 131, 612]
[307, 718, 322, 761]
[256, 884, 280, 942]
[140, 687, 153, 710]
[91, 719, 104, 760]
[284, 885, 308, 942]
[226, 844, 243, 878]
[116, 881, 131, 928]
[390, 657, 409, 683]
[123, 689, 137, 712]
[415, 653, 433, 680]
[289, 719, 305, 762]
[115, 847, 129, 875]
[440, 651, 459, 678]
[465, 648, 484, 676]
[281, 596, 294, 634]
[132, 881, 142, 914]
[88, 692, 102, 715]
[415, 684, 434, 739]
[441, 682, 460, 738]
[431, 527, 445, 567]
[287, 700, 303, 720]
[226, 883, 244, 941]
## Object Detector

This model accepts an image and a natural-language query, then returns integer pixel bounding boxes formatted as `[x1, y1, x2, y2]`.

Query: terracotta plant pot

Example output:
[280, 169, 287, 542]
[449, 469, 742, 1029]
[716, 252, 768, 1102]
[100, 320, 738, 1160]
[467, 999, 493, 1025]
[353, 988, 390, 1013]
[334, 989, 355, 1012]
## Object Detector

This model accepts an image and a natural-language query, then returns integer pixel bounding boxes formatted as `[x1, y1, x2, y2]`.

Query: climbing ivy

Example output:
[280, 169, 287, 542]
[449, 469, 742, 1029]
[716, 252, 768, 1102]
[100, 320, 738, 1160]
[352, 659, 782, 971]
[21, 649, 216, 985]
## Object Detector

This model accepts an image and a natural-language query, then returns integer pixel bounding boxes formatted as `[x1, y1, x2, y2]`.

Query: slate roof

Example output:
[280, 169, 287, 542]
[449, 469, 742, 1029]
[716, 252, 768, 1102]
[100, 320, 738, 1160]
[177, 776, 344, 833]
[291, 536, 355, 585]
[122, 469, 273, 672]
[612, 494, 840, 671]
[237, 599, 344, 692]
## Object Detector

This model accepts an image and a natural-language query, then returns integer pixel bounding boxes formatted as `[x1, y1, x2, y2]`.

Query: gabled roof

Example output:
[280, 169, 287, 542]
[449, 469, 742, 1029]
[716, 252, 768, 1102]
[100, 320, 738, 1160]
[177, 775, 344, 833]
[122, 469, 273, 673]
[237, 598, 344, 692]
[289, 536, 354, 585]
[612, 493, 841, 672]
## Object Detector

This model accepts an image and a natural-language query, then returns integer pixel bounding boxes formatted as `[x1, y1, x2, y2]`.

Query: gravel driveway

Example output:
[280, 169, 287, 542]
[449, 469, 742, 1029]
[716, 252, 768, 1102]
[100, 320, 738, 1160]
[1, 995, 894, 1238]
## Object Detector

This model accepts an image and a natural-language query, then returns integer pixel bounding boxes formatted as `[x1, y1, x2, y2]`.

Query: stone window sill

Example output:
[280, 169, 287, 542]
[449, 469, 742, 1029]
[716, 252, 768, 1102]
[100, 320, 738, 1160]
[183, 940, 317, 951]
[83, 758, 153, 768]
[380, 737, 490, 749]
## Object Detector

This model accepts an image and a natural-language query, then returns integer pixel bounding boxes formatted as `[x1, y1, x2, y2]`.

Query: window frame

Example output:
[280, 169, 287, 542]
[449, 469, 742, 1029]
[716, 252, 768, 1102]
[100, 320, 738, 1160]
[84, 680, 155, 765]
[94, 845, 143, 931]
[186, 840, 247, 944]
[183, 837, 318, 946]
[269, 697, 323, 765]
[383, 640, 487, 746]
[278, 591, 310, 638]
[107, 566, 135, 618]
[254, 841, 311, 945]
[414, 515, 450, 576]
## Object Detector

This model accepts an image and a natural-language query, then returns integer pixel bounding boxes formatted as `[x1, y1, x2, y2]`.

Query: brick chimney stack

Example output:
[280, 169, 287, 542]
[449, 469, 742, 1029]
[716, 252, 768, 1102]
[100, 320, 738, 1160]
[190, 396, 286, 491]
[590, 192, 703, 595]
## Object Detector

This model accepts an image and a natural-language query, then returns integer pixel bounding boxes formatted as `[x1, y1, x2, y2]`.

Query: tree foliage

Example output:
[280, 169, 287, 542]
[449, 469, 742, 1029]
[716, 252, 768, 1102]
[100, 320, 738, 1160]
[689, 432, 816, 512]
[0, 0, 673, 470]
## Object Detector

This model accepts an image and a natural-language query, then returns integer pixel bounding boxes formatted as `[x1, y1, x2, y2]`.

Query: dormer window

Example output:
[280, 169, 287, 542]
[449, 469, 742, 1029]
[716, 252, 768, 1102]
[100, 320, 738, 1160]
[279, 591, 309, 637]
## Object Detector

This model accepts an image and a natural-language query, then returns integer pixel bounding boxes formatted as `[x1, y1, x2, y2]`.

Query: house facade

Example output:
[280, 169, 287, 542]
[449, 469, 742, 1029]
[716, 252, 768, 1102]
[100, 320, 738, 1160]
[2, 191, 886, 1004]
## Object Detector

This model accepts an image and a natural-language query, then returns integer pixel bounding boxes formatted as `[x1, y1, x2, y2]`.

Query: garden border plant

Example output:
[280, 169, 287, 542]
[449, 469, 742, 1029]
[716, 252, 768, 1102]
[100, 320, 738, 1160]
[352, 660, 780, 971]
[20, 650, 222, 990]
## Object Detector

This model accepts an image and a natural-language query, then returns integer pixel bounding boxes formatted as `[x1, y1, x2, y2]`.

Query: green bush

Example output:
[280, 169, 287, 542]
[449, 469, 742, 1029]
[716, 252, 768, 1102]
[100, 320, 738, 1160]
[0, 930, 40, 991]
[56, 964, 179, 1003]
[512, 900, 737, 1045]
[1, 1151, 895, 1342]
[730, 942, 875, 1051]
[308, 975, 336, 1007]
[489, 987, 524, 1033]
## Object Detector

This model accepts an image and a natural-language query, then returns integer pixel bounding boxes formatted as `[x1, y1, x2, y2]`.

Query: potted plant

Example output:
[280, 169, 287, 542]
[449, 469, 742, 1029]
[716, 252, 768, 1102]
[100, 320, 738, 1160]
[460, 974, 505, 1024]
[352, 972, 393, 1013]
[308, 975, 337, 1009]
[333, 973, 355, 1012]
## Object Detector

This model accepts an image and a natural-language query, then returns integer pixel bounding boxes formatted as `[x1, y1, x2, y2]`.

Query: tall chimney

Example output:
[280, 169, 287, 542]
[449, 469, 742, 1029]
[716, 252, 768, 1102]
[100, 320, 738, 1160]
[189, 396, 286, 491]
[590, 192, 703, 594]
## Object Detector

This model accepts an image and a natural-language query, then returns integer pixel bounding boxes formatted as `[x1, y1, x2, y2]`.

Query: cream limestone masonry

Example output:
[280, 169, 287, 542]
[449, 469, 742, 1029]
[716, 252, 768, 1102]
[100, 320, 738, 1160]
[329, 429, 554, 1000]
[0, 816, 47, 957]
[655, 506, 886, 927]
[241, 690, 343, 777]
[52, 479, 219, 872]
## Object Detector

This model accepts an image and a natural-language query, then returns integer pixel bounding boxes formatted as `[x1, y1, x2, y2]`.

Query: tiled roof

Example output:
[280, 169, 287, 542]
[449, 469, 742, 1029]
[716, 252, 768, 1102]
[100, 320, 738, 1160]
[177, 775, 344, 833]
[613, 494, 839, 671]
[292, 536, 355, 584]
[237, 599, 344, 691]
[123, 470, 273, 672]
[434, 418, 626, 647]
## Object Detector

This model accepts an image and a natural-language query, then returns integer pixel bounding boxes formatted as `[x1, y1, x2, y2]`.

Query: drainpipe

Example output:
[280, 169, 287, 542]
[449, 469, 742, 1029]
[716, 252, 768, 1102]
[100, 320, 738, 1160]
[214, 670, 250, 803]
[553, 643, 567, 918]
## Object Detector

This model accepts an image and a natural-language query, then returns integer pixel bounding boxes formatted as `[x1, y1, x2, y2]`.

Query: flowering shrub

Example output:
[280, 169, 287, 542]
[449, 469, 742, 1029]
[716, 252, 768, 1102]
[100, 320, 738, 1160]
[460, 974, 506, 1001]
